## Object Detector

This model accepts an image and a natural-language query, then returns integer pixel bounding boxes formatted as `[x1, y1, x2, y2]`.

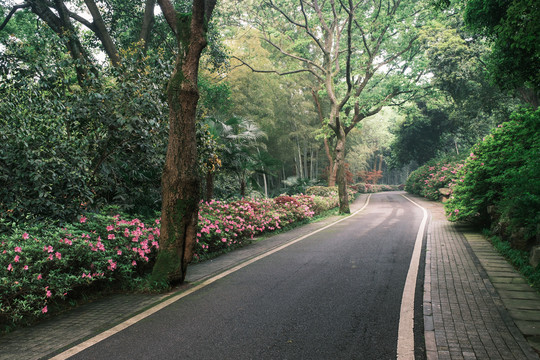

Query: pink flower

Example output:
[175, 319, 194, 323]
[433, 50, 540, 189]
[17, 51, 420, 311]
[106, 225, 114, 231]
[107, 259, 117, 270]
[80, 215, 87, 223]
[46, 287, 52, 298]
[55, 252, 62, 260]
[221, 238, 227, 242]
[37, 274, 42, 280]
[42, 306, 48, 314]
[14, 246, 22, 253]
[117, 250, 122, 255]
[23, 265, 29, 270]
[22, 233, 29, 240]
[14, 255, 20, 263]
[7, 263, 13, 271]
[132, 260, 137, 266]
[108, 234, 115, 240]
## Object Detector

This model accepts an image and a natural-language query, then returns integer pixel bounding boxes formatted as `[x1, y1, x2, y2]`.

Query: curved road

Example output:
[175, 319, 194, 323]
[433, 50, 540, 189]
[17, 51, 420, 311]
[67, 192, 426, 360]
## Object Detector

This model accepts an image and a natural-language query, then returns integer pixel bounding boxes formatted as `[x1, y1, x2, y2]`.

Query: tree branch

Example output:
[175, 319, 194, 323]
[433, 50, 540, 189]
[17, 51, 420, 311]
[0, 3, 31, 31]
[266, 0, 327, 56]
[261, 37, 326, 75]
[156, 0, 177, 36]
[83, 0, 120, 66]
[139, 0, 156, 52]
[231, 56, 323, 82]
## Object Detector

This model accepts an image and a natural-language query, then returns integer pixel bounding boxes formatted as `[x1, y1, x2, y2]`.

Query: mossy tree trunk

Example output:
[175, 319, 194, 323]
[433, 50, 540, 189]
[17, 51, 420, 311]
[334, 127, 350, 214]
[151, 0, 217, 285]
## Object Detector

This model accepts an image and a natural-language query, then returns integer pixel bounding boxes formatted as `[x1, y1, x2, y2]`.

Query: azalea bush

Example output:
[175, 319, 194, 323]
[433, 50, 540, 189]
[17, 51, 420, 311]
[405, 157, 465, 200]
[193, 194, 337, 259]
[1, 212, 160, 332]
[445, 108, 540, 244]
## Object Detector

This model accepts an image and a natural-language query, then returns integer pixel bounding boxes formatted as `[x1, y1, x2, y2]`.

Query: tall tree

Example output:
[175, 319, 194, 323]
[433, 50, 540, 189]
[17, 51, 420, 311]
[150, 0, 217, 285]
[464, 0, 539, 108]
[245, 0, 429, 213]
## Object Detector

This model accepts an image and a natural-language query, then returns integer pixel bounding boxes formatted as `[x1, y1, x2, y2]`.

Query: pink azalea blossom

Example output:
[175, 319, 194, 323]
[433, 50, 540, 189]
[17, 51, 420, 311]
[79, 215, 87, 223]
[23, 265, 29, 270]
[107, 225, 114, 231]
[42, 306, 48, 313]
[37, 274, 42, 280]
[14, 255, 20, 263]
[7, 263, 13, 271]
[14, 246, 22, 253]
[22, 233, 29, 240]
[55, 252, 62, 260]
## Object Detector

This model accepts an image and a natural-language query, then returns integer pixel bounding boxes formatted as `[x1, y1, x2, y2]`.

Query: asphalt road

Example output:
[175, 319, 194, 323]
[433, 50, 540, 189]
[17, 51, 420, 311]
[68, 192, 425, 360]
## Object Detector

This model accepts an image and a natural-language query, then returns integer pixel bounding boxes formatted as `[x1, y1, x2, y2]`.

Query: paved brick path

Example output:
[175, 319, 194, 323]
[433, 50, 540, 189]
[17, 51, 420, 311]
[414, 195, 539, 360]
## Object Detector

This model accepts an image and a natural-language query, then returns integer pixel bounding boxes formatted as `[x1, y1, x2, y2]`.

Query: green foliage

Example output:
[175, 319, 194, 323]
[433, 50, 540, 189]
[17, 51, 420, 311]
[0, 43, 170, 230]
[405, 156, 465, 200]
[464, 0, 540, 101]
[487, 233, 540, 291]
[445, 108, 540, 241]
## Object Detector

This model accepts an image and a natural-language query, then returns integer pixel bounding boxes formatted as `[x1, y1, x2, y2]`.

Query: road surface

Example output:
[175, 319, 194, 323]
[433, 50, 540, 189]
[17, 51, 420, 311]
[66, 192, 426, 360]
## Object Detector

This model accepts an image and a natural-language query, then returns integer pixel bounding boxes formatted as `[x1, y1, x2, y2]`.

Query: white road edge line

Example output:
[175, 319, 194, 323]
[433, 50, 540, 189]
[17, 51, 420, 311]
[51, 194, 373, 360]
[397, 195, 428, 360]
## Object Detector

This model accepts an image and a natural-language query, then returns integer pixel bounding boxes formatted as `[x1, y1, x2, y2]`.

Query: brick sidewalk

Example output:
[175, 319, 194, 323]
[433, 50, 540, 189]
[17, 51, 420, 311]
[414, 195, 539, 360]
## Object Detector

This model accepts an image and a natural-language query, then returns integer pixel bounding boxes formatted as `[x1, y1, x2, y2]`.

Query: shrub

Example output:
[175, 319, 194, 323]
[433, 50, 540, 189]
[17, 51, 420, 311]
[306, 186, 338, 197]
[445, 108, 540, 243]
[405, 157, 465, 200]
[1, 213, 160, 332]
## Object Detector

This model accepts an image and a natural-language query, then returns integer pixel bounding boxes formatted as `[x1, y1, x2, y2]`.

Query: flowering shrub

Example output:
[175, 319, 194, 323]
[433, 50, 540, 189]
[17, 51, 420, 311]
[1, 213, 159, 331]
[306, 186, 338, 197]
[405, 158, 465, 200]
[194, 195, 318, 259]
[353, 183, 401, 193]
[445, 108, 540, 244]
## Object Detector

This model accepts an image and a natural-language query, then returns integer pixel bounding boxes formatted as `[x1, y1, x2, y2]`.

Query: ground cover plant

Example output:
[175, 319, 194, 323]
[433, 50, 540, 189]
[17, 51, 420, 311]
[1, 190, 353, 332]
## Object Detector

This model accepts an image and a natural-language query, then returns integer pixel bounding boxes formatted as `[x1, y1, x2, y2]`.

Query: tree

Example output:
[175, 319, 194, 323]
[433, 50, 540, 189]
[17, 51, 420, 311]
[245, 0, 430, 213]
[1, 0, 218, 285]
[149, 0, 217, 285]
[464, 0, 539, 108]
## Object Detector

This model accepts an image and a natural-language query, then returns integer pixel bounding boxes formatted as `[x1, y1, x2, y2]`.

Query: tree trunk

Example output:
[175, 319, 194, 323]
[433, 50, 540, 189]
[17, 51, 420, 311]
[139, 0, 156, 52]
[263, 173, 268, 198]
[152, 0, 216, 285]
[335, 127, 350, 214]
[83, 0, 120, 66]
[311, 88, 335, 186]
[205, 170, 214, 201]
[240, 178, 246, 198]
